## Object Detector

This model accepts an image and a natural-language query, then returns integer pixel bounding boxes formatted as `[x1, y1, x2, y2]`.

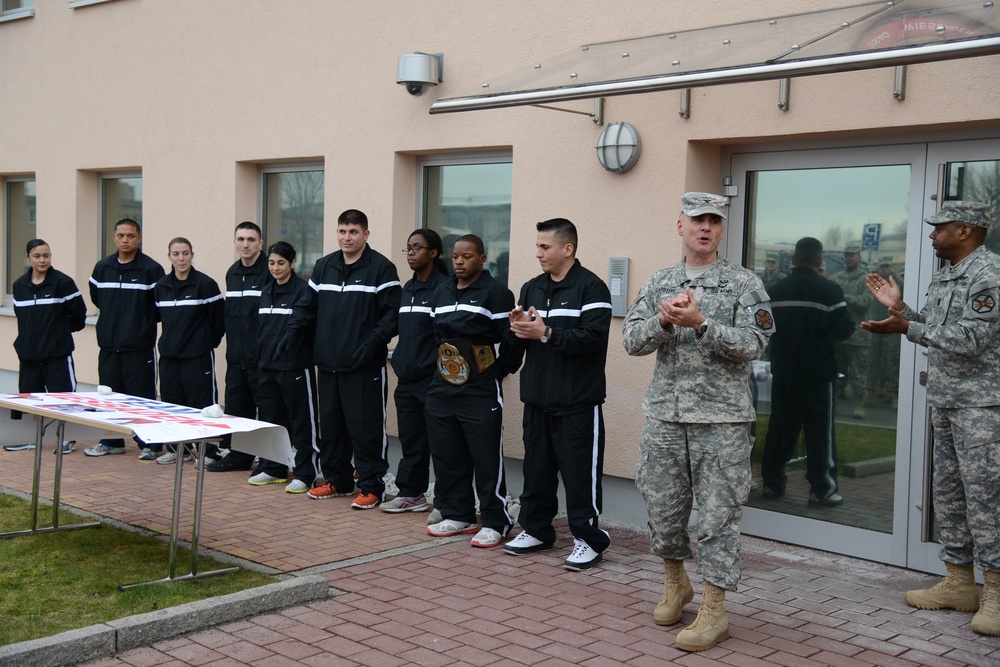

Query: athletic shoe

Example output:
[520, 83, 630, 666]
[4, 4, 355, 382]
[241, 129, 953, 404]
[156, 450, 192, 465]
[808, 492, 844, 507]
[380, 495, 429, 513]
[307, 481, 353, 499]
[351, 492, 381, 510]
[4, 443, 35, 452]
[564, 538, 602, 571]
[760, 485, 784, 500]
[426, 508, 443, 525]
[84, 443, 126, 456]
[471, 527, 505, 548]
[54, 441, 75, 455]
[427, 519, 478, 537]
[503, 531, 554, 555]
[248, 472, 287, 486]
[205, 455, 254, 472]
[137, 448, 158, 461]
[285, 479, 310, 494]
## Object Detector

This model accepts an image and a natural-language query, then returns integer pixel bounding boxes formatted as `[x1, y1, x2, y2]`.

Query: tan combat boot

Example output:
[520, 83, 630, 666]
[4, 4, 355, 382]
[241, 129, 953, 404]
[675, 582, 729, 652]
[972, 571, 1000, 636]
[905, 562, 979, 612]
[654, 559, 693, 626]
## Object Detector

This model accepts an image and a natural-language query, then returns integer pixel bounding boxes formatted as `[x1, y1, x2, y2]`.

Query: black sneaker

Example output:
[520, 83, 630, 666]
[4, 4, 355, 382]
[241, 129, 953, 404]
[205, 455, 254, 472]
[503, 531, 554, 555]
[808, 492, 844, 507]
[564, 538, 602, 571]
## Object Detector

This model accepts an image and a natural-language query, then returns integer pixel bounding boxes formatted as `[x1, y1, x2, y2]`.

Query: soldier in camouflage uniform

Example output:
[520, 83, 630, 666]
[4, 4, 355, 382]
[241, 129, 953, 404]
[863, 200, 1000, 637]
[623, 192, 773, 652]
[832, 245, 873, 419]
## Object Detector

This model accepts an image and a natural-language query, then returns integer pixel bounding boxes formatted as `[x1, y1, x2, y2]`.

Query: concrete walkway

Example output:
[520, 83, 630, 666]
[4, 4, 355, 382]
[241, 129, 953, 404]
[2, 444, 999, 666]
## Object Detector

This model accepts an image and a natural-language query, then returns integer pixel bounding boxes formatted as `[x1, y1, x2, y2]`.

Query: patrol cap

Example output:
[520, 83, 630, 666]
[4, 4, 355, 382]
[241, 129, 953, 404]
[844, 245, 861, 254]
[924, 200, 991, 228]
[765, 251, 779, 262]
[681, 192, 728, 220]
[878, 255, 893, 265]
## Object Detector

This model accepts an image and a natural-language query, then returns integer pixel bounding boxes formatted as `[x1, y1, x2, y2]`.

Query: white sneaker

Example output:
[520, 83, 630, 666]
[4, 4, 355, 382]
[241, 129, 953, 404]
[156, 450, 192, 465]
[471, 527, 505, 548]
[426, 519, 478, 537]
[83, 443, 126, 456]
[426, 508, 443, 525]
[54, 441, 75, 455]
[249, 471, 287, 486]
[503, 531, 554, 555]
[564, 538, 602, 571]
[138, 448, 157, 461]
[285, 479, 309, 494]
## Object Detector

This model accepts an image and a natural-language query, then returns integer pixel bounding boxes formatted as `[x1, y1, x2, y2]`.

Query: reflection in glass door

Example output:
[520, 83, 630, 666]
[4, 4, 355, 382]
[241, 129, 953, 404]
[742, 166, 910, 534]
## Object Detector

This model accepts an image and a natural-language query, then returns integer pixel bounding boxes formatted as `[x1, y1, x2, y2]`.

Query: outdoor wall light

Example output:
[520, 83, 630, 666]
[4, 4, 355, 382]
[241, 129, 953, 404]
[596, 121, 641, 172]
[396, 52, 444, 96]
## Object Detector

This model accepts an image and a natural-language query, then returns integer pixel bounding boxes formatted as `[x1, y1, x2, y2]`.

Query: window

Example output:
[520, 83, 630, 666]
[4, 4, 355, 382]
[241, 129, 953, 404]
[260, 165, 324, 280]
[4, 177, 36, 295]
[100, 174, 143, 259]
[419, 154, 513, 287]
[0, 0, 33, 21]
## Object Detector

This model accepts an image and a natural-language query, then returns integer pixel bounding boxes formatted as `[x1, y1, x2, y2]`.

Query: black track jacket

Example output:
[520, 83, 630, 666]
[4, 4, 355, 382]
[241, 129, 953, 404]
[309, 244, 401, 372]
[225, 253, 270, 367]
[391, 269, 451, 382]
[257, 273, 316, 371]
[89, 251, 165, 352]
[511, 260, 612, 413]
[154, 268, 225, 360]
[12, 268, 87, 363]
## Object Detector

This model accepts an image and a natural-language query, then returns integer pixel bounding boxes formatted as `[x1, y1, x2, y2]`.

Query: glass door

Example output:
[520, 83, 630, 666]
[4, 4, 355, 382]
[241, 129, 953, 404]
[906, 139, 1000, 575]
[728, 144, 928, 565]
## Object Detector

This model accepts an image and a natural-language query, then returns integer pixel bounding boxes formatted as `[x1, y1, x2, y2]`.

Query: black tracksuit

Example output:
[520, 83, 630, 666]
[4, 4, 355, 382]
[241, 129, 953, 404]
[12, 268, 87, 392]
[254, 273, 321, 484]
[390, 268, 451, 499]
[510, 260, 613, 551]
[154, 268, 225, 409]
[425, 270, 518, 533]
[762, 267, 856, 498]
[309, 245, 401, 497]
[90, 251, 165, 448]
[222, 254, 270, 467]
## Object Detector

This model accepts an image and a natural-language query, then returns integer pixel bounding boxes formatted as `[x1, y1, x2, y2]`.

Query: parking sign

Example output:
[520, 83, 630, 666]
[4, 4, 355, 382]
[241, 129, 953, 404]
[862, 223, 882, 251]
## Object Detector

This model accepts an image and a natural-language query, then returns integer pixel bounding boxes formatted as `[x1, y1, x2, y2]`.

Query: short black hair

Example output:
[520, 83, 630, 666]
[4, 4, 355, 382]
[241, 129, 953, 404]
[455, 234, 485, 255]
[25, 238, 48, 254]
[115, 218, 141, 234]
[536, 218, 578, 256]
[235, 221, 262, 237]
[793, 237, 824, 267]
[338, 209, 368, 230]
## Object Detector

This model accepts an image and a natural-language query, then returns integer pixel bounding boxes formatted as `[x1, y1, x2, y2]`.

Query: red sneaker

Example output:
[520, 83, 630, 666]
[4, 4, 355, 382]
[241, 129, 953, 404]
[307, 482, 353, 500]
[351, 492, 381, 510]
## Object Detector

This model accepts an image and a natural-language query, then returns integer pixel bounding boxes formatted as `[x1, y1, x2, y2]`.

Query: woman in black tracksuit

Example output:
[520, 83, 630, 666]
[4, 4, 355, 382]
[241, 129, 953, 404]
[153, 238, 225, 463]
[249, 241, 321, 494]
[383, 229, 451, 514]
[6, 239, 87, 453]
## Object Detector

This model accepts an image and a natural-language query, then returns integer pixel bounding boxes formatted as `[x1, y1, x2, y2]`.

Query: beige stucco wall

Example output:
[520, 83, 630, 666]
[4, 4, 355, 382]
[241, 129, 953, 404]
[2, 0, 999, 479]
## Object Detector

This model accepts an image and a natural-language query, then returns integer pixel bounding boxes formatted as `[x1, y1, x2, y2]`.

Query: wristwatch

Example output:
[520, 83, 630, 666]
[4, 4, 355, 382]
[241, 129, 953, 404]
[696, 322, 708, 336]
[540, 326, 551, 343]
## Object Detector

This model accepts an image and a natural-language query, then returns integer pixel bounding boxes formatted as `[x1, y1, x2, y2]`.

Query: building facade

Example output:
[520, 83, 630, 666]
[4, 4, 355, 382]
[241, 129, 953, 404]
[2, 0, 999, 573]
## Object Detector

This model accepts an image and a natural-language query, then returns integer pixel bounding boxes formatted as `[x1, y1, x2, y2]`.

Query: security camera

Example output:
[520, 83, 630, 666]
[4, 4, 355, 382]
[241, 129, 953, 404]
[396, 52, 443, 96]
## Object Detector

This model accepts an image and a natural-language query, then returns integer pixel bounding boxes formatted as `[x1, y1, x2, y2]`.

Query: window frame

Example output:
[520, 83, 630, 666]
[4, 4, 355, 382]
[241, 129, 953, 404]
[3, 175, 37, 304]
[416, 151, 513, 287]
[0, 0, 33, 23]
[257, 162, 325, 280]
[98, 172, 143, 260]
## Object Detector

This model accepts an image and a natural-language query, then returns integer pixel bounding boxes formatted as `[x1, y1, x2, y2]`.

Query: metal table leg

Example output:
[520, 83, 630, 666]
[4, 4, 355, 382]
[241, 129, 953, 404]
[118, 440, 239, 590]
[0, 417, 100, 539]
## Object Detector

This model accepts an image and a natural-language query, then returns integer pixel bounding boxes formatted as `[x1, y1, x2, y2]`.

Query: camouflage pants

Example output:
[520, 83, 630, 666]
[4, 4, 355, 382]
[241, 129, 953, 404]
[834, 343, 870, 400]
[635, 418, 752, 591]
[931, 406, 1000, 572]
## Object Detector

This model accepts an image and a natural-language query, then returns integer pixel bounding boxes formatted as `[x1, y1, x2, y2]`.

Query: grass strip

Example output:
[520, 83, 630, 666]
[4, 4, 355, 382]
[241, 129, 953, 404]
[0, 493, 276, 646]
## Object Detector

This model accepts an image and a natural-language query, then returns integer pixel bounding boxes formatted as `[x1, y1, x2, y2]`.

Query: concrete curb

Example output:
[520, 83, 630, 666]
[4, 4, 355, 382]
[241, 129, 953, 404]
[0, 575, 330, 667]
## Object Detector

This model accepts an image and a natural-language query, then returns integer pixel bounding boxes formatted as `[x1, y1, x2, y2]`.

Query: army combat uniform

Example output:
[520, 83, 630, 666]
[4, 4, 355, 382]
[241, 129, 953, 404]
[623, 257, 773, 591]
[901, 244, 1000, 574]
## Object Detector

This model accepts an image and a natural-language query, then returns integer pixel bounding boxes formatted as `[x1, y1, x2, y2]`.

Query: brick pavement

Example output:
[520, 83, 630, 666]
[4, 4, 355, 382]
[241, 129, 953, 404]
[3, 441, 1000, 666]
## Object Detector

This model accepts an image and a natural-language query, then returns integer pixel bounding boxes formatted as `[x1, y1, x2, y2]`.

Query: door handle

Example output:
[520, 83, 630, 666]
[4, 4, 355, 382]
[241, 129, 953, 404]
[919, 371, 927, 386]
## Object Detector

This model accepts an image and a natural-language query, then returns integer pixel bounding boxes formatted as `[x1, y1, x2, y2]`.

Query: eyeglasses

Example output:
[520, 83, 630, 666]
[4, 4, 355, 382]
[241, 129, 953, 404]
[402, 245, 426, 254]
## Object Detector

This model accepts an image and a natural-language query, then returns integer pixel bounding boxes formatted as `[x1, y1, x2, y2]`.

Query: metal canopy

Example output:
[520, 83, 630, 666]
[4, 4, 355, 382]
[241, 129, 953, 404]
[429, 0, 1000, 114]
